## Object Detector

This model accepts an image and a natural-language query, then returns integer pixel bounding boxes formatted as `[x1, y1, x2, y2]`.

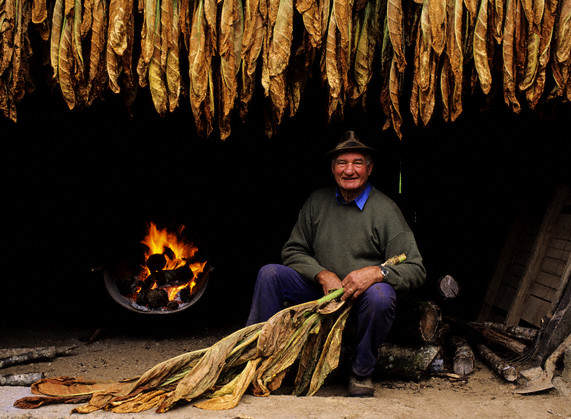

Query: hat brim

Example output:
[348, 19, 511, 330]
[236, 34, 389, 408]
[326, 145, 376, 157]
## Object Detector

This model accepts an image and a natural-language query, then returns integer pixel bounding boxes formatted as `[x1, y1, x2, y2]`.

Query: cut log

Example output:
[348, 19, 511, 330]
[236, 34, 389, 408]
[468, 321, 538, 343]
[0, 373, 44, 386]
[470, 324, 528, 354]
[376, 344, 441, 380]
[476, 344, 518, 382]
[450, 336, 475, 376]
[437, 275, 460, 299]
[0, 346, 77, 369]
[390, 300, 442, 344]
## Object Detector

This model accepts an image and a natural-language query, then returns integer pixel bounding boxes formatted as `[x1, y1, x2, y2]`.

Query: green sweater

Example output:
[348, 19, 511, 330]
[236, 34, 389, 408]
[281, 186, 426, 292]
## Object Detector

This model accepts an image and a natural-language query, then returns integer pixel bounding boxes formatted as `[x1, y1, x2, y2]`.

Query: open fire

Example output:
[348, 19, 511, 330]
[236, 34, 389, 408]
[114, 222, 208, 312]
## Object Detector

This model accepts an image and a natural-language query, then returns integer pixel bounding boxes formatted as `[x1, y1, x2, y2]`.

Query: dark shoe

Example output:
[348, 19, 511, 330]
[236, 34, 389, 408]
[348, 375, 375, 397]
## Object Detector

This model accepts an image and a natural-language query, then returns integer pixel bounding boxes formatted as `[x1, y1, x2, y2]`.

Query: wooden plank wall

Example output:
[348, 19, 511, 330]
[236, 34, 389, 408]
[479, 186, 571, 327]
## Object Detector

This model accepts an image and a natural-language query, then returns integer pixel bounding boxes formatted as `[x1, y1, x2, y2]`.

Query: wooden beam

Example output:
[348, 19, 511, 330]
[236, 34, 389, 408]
[506, 186, 570, 326]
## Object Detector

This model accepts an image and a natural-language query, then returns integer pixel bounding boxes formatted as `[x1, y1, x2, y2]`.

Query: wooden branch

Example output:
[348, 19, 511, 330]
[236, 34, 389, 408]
[469, 321, 538, 343]
[476, 344, 518, 382]
[0, 373, 44, 386]
[470, 324, 528, 354]
[450, 336, 475, 376]
[376, 344, 441, 380]
[0, 346, 77, 369]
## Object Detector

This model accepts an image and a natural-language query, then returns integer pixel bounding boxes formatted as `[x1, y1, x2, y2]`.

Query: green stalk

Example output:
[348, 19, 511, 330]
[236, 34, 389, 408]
[317, 288, 344, 304]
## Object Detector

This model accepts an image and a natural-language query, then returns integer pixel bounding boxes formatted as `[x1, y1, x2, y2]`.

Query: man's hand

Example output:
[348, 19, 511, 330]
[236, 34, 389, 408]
[341, 266, 383, 301]
[315, 270, 343, 295]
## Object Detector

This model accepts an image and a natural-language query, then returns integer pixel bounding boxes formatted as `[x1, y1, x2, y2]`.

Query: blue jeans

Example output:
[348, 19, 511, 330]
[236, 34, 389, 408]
[246, 264, 397, 377]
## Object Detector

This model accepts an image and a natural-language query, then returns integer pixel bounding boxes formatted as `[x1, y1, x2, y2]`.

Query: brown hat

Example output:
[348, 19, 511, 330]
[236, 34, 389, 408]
[326, 130, 376, 158]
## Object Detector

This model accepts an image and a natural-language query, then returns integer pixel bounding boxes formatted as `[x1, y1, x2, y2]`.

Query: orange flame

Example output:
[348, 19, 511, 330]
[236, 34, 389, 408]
[136, 222, 206, 304]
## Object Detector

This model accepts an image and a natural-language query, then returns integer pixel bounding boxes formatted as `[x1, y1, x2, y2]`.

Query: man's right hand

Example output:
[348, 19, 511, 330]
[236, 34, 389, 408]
[315, 270, 343, 295]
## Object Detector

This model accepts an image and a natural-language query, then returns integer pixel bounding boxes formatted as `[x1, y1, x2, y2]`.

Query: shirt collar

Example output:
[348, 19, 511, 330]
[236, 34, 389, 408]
[335, 183, 372, 211]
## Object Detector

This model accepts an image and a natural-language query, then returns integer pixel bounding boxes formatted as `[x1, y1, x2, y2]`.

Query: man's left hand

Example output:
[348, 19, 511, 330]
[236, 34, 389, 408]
[341, 266, 383, 301]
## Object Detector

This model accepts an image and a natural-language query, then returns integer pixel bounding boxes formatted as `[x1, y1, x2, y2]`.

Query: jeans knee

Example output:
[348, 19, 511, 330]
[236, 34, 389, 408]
[362, 283, 396, 314]
[256, 264, 282, 286]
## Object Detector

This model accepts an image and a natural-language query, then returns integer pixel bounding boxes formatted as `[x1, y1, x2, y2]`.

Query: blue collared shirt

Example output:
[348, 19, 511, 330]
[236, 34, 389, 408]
[335, 183, 372, 211]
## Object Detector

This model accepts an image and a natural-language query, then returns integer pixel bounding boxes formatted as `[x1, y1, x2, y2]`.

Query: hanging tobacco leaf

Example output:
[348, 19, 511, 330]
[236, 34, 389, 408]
[502, 0, 521, 112]
[555, 0, 570, 63]
[387, 0, 406, 71]
[32, 0, 48, 23]
[429, 0, 446, 55]
[473, 0, 491, 93]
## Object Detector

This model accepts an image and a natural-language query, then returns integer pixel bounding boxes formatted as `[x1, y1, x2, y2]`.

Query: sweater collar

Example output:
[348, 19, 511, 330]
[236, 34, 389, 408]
[335, 183, 372, 211]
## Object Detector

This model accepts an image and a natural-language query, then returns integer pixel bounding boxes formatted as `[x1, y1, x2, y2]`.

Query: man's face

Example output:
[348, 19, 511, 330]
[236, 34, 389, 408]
[331, 152, 373, 194]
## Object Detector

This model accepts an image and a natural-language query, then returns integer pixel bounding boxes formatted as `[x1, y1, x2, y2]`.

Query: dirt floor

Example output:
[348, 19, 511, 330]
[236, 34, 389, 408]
[1, 325, 570, 418]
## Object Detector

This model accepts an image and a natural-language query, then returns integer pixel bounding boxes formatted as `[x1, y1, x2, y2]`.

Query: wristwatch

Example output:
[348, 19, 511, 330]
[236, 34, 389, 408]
[380, 266, 390, 281]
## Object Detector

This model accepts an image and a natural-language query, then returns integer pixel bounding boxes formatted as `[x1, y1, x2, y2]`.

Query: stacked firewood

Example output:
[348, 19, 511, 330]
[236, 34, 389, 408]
[0, 0, 570, 137]
[376, 275, 543, 384]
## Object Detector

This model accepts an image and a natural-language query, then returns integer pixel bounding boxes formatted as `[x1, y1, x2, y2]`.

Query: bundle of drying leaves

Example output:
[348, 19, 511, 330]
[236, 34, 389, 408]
[14, 254, 406, 413]
[1, 0, 570, 136]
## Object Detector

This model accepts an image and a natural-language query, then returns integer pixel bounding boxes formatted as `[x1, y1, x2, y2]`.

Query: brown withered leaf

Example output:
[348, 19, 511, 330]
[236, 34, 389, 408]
[1, 0, 16, 75]
[179, 0, 190, 48]
[473, 0, 491, 93]
[333, 0, 350, 92]
[515, 0, 527, 82]
[108, 0, 128, 56]
[160, 0, 173, 71]
[419, 0, 432, 92]
[297, 0, 321, 48]
[194, 358, 261, 410]
[519, 32, 540, 90]
[189, 0, 209, 121]
[306, 305, 351, 396]
[254, 312, 321, 396]
[429, 0, 447, 55]
[448, 0, 463, 120]
[555, 0, 571, 63]
[110, 389, 171, 413]
[410, 21, 421, 125]
[387, 0, 406, 71]
[58, 16, 76, 109]
[441, 53, 451, 121]
[521, 0, 533, 30]
[88, 0, 107, 98]
[493, 0, 504, 43]
[167, 0, 181, 112]
[419, 42, 437, 125]
[463, 0, 478, 21]
[325, 11, 342, 116]
[157, 324, 263, 412]
[294, 320, 329, 395]
[269, 0, 293, 77]
[526, 66, 545, 107]
[81, 0, 93, 36]
[65, 0, 74, 16]
[389, 55, 403, 139]
[502, 0, 521, 112]
[14, 395, 91, 409]
[72, 0, 85, 77]
[141, 0, 157, 64]
[204, 0, 217, 48]
[32, 0, 48, 24]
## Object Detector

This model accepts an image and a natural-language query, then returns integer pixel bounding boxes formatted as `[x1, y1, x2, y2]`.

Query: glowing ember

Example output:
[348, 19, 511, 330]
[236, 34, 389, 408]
[133, 222, 207, 308]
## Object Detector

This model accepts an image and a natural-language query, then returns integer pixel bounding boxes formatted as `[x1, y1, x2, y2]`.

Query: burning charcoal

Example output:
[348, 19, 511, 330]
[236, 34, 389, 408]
[173, 264, 193, 284]
[136, 290, 148, 306]
[147, 289, 168, 309]
[166, 301, 179, 311]
[179, 286, 191, 303]
[144, 271, 167, 288]
[162, 246, 175, 261]
[146, 253, 167, 272]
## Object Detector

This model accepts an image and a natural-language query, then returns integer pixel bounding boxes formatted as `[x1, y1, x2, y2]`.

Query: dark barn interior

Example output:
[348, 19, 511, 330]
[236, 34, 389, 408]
[2, 75, 570, 338]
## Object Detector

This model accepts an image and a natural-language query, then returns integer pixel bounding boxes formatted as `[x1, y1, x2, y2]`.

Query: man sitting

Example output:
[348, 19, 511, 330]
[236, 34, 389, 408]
[247, 130, 426, 396]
